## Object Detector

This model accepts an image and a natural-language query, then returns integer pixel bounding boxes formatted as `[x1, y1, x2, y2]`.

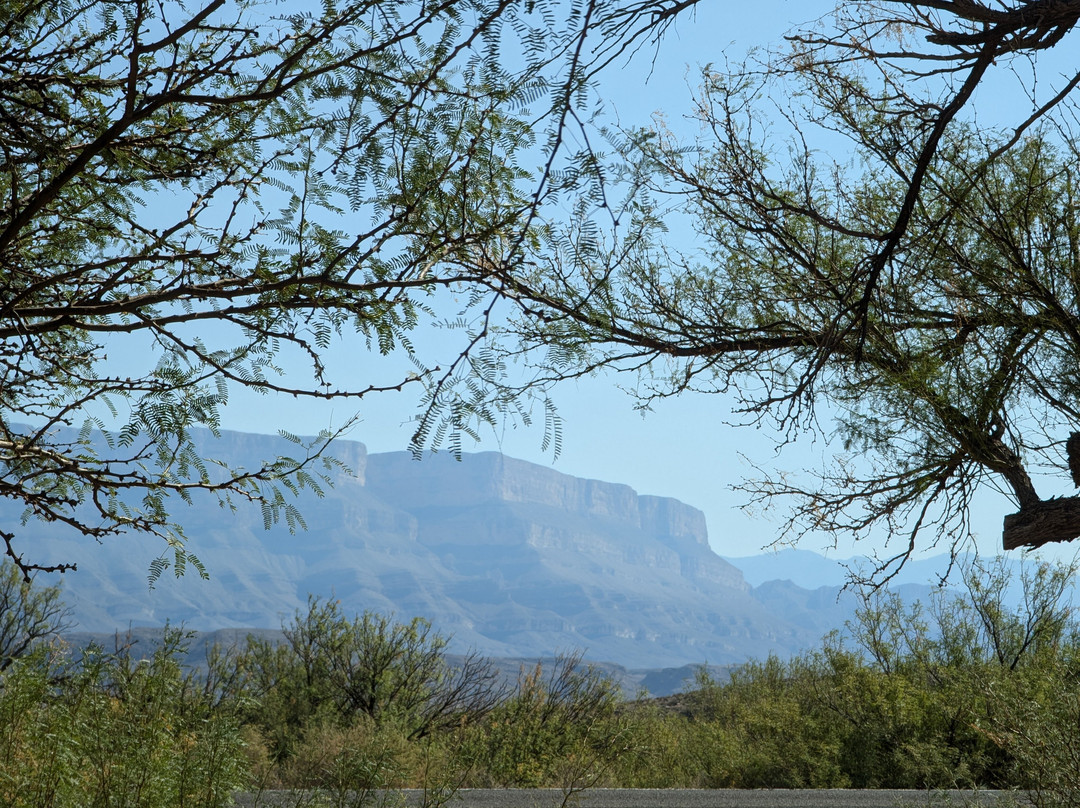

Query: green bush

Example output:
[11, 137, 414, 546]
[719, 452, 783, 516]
[686, 656, 849, 788]
[8, 555, 1080, 801]
[606, 700, 705, 788]
[232, 597, 503, 760]
[0, 630, 246, 808]
[465, 653, 629, 788]
[637, 556, 1080, 793]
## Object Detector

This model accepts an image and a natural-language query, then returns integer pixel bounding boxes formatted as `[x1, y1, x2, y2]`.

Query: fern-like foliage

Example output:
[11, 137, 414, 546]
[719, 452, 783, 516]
[0, 0, 700, 577]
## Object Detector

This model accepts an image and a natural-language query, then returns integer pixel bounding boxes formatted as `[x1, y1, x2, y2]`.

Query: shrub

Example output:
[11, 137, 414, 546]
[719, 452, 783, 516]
[0, 629, 246, 808]
[235, 597, 504, 759]
[466, 653, 629, 788]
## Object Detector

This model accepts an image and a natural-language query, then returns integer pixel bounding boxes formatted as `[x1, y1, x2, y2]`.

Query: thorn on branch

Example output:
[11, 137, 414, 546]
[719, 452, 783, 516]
[1, 528, 77, 582]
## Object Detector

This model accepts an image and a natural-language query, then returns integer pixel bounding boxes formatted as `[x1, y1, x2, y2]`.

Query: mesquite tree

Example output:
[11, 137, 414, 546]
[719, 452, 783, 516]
[0, 0, 698, 578]
[489, 0, 1080, 573]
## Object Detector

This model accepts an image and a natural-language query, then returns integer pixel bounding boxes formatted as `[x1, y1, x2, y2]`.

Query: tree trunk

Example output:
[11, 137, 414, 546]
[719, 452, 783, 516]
[1003, 497, 1080, 550]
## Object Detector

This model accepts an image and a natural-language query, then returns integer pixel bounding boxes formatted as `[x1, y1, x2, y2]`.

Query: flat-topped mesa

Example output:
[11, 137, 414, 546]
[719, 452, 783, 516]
[362, 451, 743, 590]
[5, 426, 850, 667]
[194, 428, 369, 485]
[365, 451, 693, 531]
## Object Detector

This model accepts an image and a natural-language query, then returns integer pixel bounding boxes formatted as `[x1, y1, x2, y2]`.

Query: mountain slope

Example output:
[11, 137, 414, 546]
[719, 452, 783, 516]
[5, 429, 905, 667]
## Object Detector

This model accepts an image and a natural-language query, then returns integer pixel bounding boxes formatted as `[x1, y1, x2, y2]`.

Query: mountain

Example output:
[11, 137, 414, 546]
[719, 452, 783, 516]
[724, 548, 964, 589]
[5, 428, 928, 668]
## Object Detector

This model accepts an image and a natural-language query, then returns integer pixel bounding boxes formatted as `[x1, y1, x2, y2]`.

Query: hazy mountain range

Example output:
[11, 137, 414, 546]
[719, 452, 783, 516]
[9, 429, 954, 669]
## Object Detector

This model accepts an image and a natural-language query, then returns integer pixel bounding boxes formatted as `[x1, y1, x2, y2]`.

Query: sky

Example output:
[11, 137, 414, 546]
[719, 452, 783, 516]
[206, 0, 1080, 572]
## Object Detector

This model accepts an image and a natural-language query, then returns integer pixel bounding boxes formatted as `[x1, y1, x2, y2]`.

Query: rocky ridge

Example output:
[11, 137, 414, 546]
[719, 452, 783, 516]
[8, 429, 877, 668]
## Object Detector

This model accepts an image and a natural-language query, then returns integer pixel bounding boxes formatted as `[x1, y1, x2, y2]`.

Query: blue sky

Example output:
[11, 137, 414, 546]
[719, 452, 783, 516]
[210, 0, 1080, 571]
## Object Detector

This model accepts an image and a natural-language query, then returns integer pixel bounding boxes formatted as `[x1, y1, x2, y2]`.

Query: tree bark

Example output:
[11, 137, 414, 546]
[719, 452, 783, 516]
[1067, 432, 1080, 488]
[1003, 497, 1080, 550]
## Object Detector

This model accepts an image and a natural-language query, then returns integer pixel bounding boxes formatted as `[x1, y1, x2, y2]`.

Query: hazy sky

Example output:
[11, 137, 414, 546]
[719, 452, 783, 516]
[211, 1, 1080, 571]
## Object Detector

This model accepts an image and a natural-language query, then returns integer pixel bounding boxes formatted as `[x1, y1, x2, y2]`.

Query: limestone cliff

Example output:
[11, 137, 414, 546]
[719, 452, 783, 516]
[8, 430, 841, 667]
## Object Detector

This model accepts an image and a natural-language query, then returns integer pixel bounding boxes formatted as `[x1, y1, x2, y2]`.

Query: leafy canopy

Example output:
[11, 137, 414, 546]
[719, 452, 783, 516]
[0, 0, 698, 578]
[487, 0, 1080, 574]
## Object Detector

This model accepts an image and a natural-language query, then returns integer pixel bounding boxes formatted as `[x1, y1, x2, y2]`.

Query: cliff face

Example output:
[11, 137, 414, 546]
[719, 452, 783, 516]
[366, 452, 647, 519]
[639, 495, 710, 548]
[7, 430, 838, 668]
[363, 451, 734, 573]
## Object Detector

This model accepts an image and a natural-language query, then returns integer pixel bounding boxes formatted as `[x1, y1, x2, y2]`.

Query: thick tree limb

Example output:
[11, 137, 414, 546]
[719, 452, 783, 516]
[1003, 497, 1080, 550]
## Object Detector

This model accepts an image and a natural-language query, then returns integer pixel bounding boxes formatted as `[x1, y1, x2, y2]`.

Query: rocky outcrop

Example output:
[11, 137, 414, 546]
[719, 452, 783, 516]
[7, 429, 861, 667]
[366, 452, 692, 528]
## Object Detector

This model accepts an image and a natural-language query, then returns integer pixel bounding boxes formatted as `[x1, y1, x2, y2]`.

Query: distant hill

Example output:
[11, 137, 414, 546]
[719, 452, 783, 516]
[6, 428, 940, 668]
[723, 548, 966, 589]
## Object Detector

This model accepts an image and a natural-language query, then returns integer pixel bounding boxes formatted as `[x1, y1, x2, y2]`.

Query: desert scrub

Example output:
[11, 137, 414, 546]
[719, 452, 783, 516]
[0, 629, 246, 808]
[463, 653, 628, 788]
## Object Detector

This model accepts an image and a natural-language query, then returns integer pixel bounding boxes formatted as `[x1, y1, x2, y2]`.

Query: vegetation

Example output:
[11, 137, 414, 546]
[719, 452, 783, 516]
[10, 0, 1080, 797]
[8, 0, 1080, 589]
[481, 0, 1080, 569]
[0, 559, 70, 671]
[224, 596, 505, 755]
[9, 2, 1080, 802]
[6, 556, 1080, 805]
[0, 0, 697, 579]
[0, 629, 247, 808]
